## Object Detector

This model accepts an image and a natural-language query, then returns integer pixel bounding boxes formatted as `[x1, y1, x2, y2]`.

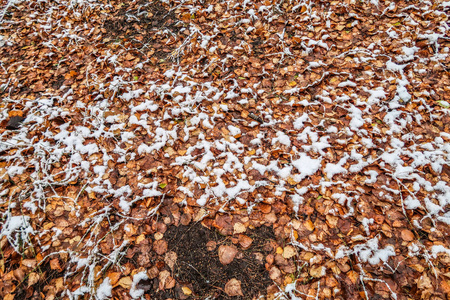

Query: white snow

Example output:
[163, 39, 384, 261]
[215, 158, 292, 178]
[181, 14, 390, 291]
[291, 153, 322, 181]
[0, 216, 31, 236]
[130, 271, 149, 299]
[96, 278, 112, 300]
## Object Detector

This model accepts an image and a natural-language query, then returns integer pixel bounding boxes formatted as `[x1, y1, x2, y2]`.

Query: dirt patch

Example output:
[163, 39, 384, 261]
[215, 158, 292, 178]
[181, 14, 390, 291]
[142, 222, 275, 299]
[102, 0, 186, 63]
[103, 1, 183, 42]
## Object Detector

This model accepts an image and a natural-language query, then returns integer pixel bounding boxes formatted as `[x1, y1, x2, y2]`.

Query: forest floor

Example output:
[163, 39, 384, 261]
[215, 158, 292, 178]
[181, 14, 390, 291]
[0, 0, 450, 299]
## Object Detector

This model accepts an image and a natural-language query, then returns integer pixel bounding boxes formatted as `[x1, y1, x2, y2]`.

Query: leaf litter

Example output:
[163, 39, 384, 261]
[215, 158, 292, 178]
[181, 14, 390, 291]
[0, 0, 449, 299]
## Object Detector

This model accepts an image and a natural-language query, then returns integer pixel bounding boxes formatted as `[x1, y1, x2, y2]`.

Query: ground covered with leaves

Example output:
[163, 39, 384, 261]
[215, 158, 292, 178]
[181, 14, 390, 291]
[0, 0, 450, 299]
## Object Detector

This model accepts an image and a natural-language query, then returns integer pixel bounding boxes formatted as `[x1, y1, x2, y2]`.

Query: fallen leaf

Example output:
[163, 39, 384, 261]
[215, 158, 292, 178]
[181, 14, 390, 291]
[55, 277, 64, 293]
[282, 245, 297, 259]
[269, 266, 281, 281]
[417, 273, 432, 290]
[182, 286, 192, 295]
[180, 213, 192, 226]
[148, 266, 159, 279]
[154, 232, 164, 240]
[309, 265, 326, 278]
[136, 234, 146, 244]
[224, 278, 243, 296]
[118, 276, 133, 289]
[206, 240, 217, 251]
[49, 258, 62, 272]
[107, 272, 122, 286]
[326, 215, 339, 228]
[22, 259, 37, 268]
[347, 270, 359, 284]
[218, 245, 238, 265]
[13, 268, 25, 282]
[6, 116, 25, 130]
[164, 251, 177, 271]
[27, 272, 40, 287]
[159, 270, 175, 290]
[401, 229, 415, 241]
[153, 240, 168, 255]
[304, 220, 315, 231]
[233, 222, 246, 234]
[238, 234, 253, 249]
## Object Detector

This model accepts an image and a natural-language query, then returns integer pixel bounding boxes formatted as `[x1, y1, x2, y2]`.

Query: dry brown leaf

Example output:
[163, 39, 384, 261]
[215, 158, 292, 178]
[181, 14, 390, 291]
[441, 279, 450, 294]
[400, 229, 415, 241]
[269, 266, 281, 281]
[233, 222, 246, 234]
[13, 268, 25, 282]
[154, 232, 164, 240]
[206, 240, 217, 251]
[238, 234, 253, 249]
[282, 245, 297, 259]
[309, 265, 326, 278]
[164, 251, 177, 271]
[224, 278, 243, 297]
[326, 215, 339, 228]
[118, 276, 133, 289]
[410, 264, 425, 272]
[136, 234, 146, 244]
[107, 271, 122, 286]
[153, 240, 168, 255]
[417, 273, 432, 290]
[347, 270, 359, 284]
[22, 259, 38, 269]
[27, 272, 40, 287]
[158, 270, 175, 290]
[304, 220, 315, 231]
[218, 245, 238, 265]
[55, 277, 64, 293]
[49, 258, 62, 271]
[148, 266, 159, 279]
[180, 213, 192, 226]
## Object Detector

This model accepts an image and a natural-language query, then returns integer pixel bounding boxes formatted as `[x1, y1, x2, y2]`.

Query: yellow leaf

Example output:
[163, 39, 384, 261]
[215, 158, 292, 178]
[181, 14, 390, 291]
[118, 276, 133, 289]
[107, 272, 122, 286]
[182, 286, 192, 295]
[282, 245, 297, 259]
[347, 270, 358, 284]
[55, 277, 64, 292]
[154, 232, 163, 240]
[233, 222, 246, 234]
[304, 219, 315, 231]
[287, 176, 298, 185]
[136, 234, 146, 244]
